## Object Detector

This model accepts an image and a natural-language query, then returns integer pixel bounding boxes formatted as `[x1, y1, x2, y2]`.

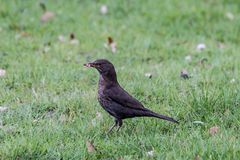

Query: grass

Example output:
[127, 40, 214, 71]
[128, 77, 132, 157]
[0, 0, 240, 159]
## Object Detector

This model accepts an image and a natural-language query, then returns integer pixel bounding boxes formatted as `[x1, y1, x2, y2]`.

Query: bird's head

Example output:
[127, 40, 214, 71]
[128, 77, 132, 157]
[84, 59, 117, 82]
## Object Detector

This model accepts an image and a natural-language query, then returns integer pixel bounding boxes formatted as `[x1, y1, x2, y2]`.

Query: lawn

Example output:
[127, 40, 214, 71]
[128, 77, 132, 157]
[0, 0, 240, 159]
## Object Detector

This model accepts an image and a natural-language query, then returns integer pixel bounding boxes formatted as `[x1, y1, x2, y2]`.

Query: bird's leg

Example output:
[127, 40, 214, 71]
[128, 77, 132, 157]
[107, 119, 118, 134]
[116, 119, 123, 132]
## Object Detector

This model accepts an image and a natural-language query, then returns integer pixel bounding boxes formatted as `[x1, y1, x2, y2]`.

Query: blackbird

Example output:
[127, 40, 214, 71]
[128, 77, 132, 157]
[84, 59, 179, 133]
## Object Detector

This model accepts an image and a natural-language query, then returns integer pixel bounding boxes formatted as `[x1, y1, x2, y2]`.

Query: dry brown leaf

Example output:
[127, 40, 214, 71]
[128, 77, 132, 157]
[20, 32, 30, 37]
[107, 37, 117, 53]
[70, 33, 75, 40]
[86, 140, 96, 153]
[69, 33, 79, 45]
[218, 42, 225, 49]
[41, 11, 55, 22]
[194, 154, 201, 160]
[209, 126, 219, 136]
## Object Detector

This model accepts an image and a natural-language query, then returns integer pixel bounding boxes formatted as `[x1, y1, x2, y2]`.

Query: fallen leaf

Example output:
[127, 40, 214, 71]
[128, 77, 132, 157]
[196, 43, 206, 51]
[100, 5, 108, 15]
[180, 69, 190, 79]
[0, 69, 6, 77]
[69, 33, 79, 45]
[86, 140, 96, 153]
[218, 42, 225, 49]
[107, 37, 117, 53]
[70, 33, 75, 40]
[108, 37, 113, 44]
[0, 106, 8, 112]
[20, 32, 30, 37]
[194, 154, 201, 160]
[41, 11, 55, 23]
[209, 126, 219, 136]
[15, 32, 31, 40]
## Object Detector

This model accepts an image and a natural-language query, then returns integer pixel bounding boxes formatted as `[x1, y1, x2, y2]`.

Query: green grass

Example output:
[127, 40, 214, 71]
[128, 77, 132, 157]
[0, 0, 240, 159]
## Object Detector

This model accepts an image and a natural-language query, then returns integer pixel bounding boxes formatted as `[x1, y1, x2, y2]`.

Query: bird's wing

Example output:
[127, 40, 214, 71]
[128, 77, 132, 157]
[105, 85, 148, 111]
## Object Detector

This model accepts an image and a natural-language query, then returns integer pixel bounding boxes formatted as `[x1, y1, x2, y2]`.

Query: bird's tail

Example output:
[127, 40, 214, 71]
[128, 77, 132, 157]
[146, 110, 179, 124]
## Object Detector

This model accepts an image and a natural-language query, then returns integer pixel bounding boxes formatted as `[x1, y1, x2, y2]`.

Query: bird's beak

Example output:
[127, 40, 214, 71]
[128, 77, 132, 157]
[84, 62, 96, 68]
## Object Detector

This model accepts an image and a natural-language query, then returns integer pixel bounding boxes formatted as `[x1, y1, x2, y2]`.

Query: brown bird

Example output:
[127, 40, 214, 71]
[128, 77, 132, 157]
[84, 59, 179, 133]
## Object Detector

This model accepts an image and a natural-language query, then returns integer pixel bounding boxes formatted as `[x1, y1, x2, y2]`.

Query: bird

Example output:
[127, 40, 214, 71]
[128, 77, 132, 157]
[84, 59, 179, 133]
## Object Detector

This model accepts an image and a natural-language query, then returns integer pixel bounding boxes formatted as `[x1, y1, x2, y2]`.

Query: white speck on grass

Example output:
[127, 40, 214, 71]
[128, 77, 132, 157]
[225, 12, 234, 20]
[110, 42, 116, 53]
[58, 35, 66, 42]
[0, 106, 8, 112]
[196, 43, 206, 51]
[185, 55, 192, 61]
[96, 111, 102, 119]
[193, 121, 204, 125]
[0, 69, 6, 77]
[100, 5, 108, 15]
[43, 46, 50, 53]
[230, 78, 236, 84]
[146, 150, 154, 157]
[70, 39, 79, 45]
[145, 73, 152, 78]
